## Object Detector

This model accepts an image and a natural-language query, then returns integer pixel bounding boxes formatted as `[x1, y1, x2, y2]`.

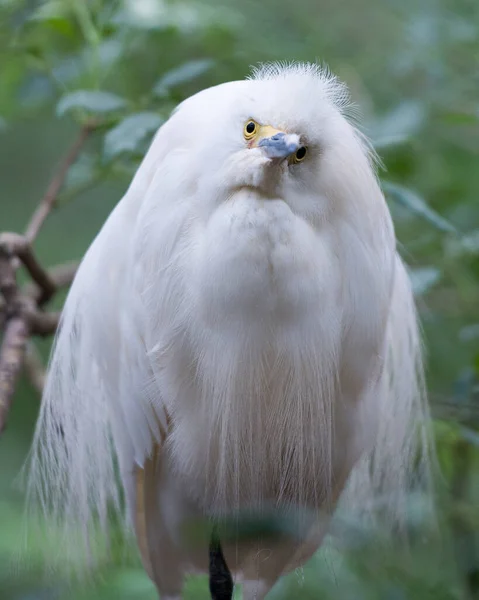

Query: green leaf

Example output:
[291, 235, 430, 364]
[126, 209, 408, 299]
[106, 568, 156, 595]
[441, 111, 478, 125]
[382, 181, 457, 233]
[153, 59, 214, 97]
[29, 1, 76, 37]
[446, 229, 479, 258]
[103, 112, 164, 159]
[29, 0, 70, 21]
[115, 0, 214, 32]
[373, 134, 411, 150]
[371, 100, 426, 149]
[56, 90, 127, 117]
[64, 153, 97, 191]
[459, 324, 479, 342]
[408, 266, 441, 296]
[96, 39, 123, 70]
[460, 426, 479, 447]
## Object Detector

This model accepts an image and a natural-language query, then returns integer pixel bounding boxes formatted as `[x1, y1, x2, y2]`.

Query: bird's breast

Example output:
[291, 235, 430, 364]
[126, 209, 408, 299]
[159, 189, 349, 513]
[154, 188, 388, 517]
[190, 189, 338, 330]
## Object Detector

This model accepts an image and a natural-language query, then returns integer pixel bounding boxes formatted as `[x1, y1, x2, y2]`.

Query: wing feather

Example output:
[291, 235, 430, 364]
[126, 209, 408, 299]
[23, 127, 174, 570]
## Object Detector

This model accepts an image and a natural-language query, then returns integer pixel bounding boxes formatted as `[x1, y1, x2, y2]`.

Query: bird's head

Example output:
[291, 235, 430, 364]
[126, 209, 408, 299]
[151, 62, 381, 226]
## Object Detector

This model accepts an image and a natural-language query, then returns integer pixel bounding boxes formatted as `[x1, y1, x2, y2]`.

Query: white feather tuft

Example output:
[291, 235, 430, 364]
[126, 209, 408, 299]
[340, 255, 435, 533]
[249, 61, 352, 114]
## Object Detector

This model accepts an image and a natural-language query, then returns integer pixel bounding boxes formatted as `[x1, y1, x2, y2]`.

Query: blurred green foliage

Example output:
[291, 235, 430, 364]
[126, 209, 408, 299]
[0, 0, 478, 598]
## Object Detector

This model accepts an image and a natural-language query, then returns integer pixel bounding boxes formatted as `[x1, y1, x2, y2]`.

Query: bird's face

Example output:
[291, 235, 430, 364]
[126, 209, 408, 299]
[169, 65, 376, 228]
[241, 119, 305, 165]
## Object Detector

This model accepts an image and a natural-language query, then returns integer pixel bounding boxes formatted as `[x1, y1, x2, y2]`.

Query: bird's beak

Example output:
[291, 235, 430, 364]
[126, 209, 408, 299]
[254, 125, 301, 160]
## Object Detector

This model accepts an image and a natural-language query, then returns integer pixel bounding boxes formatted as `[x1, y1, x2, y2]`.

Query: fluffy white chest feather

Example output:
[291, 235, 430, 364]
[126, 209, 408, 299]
[137, 189, 391, 517]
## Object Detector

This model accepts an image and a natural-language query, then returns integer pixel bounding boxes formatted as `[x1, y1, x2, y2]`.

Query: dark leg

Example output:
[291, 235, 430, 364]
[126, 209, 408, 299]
[209, 528, 234, 600]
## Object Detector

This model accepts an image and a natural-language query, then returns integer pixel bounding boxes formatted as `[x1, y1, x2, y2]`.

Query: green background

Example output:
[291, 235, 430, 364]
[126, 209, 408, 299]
[1, 0, 478, 598]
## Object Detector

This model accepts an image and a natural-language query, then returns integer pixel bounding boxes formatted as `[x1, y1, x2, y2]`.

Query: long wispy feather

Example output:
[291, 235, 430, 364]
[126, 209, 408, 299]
[339, 256, 435, 533]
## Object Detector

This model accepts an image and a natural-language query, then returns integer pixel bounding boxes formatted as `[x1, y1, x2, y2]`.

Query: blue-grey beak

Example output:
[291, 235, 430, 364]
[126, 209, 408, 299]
[258, 132, 301, 159]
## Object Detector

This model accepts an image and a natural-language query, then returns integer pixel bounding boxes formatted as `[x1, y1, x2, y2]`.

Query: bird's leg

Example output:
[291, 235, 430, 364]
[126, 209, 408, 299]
[242, 522, 328, 599]
[135, 451, 185, 599]
[240, 539, 299, 600]
[242, 579, 274, 600]
[148, 541, 185, 599]
[153, 565, 183, 600]
[209, 528, 234, 600]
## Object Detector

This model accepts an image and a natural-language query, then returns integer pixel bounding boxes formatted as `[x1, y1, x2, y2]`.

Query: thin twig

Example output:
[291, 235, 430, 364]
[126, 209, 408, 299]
[28, 309, 61, 336]
[24, 260, 79, 305]
[24, 122, 96, 244]
[44, 260, 79, 289]
[0, 296, 6, 331]
[0, 248, 17, 306]
[0, 232, 56, 302]
[24, 342, 46, 395]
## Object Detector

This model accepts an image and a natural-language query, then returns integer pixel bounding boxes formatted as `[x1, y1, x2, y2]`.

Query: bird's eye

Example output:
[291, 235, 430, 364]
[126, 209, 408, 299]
[292, 146, 307, 164]
[244, 120, 257, 139]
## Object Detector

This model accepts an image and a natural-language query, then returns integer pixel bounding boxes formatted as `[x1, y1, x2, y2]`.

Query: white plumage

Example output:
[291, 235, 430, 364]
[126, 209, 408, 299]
[25, 63, 433, 599]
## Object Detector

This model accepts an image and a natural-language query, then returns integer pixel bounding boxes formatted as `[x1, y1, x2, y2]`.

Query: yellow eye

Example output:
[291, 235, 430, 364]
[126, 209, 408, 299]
[244, 120, 258, 140]
[291, 146, 307, 164]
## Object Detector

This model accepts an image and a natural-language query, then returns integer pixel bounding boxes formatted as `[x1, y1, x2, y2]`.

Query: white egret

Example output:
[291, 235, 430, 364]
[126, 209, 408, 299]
[26, 62, 433, 599]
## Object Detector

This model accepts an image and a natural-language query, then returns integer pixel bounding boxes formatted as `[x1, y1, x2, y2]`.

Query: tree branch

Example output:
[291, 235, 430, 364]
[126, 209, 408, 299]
[42, 260, 79, 290]
[0, 317, 30, 433]
[24, 122, 96, 244]
[24, 260, 79, 305]
[0, 122, 94, 434]
[0, 248, 17, 306]
[28, 309, 61, 336]
[0, 233, 57, 303]
[24, 342, 46, 395]
[0, 296, 5, 331]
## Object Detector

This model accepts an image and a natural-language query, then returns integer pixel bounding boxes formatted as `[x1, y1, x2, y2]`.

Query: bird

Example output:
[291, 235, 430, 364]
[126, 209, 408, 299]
[25, 62, 433, 599]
